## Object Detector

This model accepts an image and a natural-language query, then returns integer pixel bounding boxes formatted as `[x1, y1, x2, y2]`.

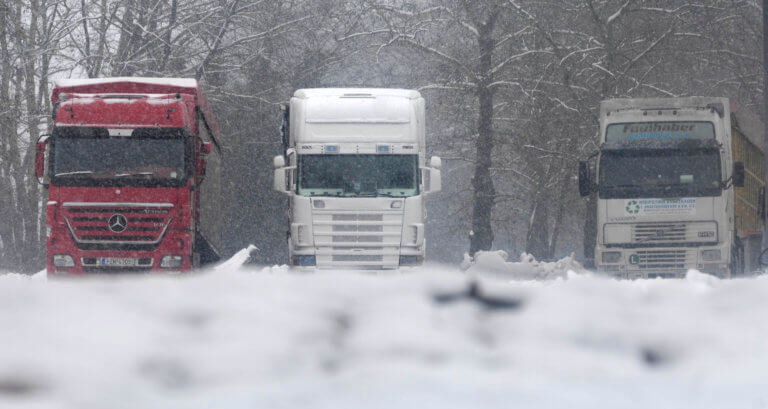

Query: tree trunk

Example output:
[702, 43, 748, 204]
[469, 24, 497, 256]
[525, 197, 550, 259]
[548, 171, 570, 259]
[19, 0, 42, 271]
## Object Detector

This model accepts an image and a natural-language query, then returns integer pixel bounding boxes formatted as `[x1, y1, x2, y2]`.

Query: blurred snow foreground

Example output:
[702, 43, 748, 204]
[2, 249, 768, 409]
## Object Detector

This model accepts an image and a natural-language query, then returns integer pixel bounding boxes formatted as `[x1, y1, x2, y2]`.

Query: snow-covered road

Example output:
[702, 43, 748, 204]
[2, 252, 768, 409]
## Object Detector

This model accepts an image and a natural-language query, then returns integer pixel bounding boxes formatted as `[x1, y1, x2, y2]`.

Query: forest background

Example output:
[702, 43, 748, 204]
[0, 0, 762, 272]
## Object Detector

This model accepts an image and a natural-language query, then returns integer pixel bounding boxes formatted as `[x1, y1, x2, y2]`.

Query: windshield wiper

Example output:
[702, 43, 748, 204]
[345, 192, 377, 197]
[377, 192, 407, 197]
[114, 171, 155, 178]
[54, 170, 94, 177]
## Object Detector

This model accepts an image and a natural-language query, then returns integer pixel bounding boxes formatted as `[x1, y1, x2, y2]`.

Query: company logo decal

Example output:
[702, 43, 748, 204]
[108, 214, 128, 233]
[625, 200, 640, 214]
[624, 198, 696, 216]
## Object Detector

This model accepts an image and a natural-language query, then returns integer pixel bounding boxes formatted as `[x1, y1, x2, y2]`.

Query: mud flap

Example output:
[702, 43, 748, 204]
[194, 231, 221, 266]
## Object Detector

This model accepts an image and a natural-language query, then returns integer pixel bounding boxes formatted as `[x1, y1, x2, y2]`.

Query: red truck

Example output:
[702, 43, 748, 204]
[35, 78, 223, 275]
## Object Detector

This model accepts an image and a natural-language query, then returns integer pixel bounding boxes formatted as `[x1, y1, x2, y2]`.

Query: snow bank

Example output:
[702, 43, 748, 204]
[462, 250, 587, 280]
[212, 245, 258, 273]
[2, 252, 768, 408]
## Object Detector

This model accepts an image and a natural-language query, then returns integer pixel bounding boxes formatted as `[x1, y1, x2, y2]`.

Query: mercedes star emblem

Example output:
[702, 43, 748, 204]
[108, 214, 128, 233]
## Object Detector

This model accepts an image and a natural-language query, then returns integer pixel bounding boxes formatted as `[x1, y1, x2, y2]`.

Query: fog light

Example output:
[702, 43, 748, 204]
[52, 254, 75, 267]
[601, 251, 621, 263]
[160, 255, 183, 268]
[399, 255, 422, 265]
[701, 249, 721, 262]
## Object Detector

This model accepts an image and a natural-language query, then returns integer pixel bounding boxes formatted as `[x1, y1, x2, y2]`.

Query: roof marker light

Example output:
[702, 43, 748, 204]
[326, 145, 339, 153]
[377, 145, 390, 153]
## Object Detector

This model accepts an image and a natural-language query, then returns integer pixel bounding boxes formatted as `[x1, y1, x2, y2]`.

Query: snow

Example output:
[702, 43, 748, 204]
[2, 251, 768, 408]
[55, 77, 197, 88]
[462, 250, 586, 280]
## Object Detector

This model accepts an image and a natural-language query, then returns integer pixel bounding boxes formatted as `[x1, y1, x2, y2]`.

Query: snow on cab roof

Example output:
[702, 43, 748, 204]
[601, 96, 729, 114]
[294, 88, 421, 99]
[54, 77, 197, 88]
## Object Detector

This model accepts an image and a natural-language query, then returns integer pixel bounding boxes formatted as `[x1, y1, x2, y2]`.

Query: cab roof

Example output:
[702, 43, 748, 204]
[294, 88, 421, 99]
[52, 77, 221, 145]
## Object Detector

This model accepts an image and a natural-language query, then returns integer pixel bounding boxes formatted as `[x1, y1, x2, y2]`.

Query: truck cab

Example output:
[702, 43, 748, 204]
[579, 97, 760, 279]
[36, 78, 223, 275]
[273, 88, 441, 269]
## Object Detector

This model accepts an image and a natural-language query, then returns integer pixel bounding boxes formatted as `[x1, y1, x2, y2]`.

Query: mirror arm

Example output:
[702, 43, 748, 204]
[720, 176, 733, 190]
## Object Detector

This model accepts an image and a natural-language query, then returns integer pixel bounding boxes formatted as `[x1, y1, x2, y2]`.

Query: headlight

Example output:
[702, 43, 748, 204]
[160, 255, 183, 268]
[601, 251, 621, 263]
[701, 249, 721, 262]
[52, 254, 75, 267]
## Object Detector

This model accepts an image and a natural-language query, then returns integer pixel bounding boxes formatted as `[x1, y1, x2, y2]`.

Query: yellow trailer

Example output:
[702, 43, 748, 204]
[732, 110, 765, 271]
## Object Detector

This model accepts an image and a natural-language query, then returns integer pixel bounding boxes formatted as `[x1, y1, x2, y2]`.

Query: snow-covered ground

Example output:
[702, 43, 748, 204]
[2, 251, 768, 409]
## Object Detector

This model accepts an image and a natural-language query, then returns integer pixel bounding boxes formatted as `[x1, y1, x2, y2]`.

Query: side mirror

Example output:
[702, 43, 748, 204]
[429, 168, 441, 193]
[759, 186, 765, 221]
[34, 135, 49, 185]
[274, 168, 289, 193]
[273, 155, 290, 193]
[422, 156, 442, 194]
[35, 142, 46, 181]
[578, 161, 592, 197]
[733, 161, 745, 188]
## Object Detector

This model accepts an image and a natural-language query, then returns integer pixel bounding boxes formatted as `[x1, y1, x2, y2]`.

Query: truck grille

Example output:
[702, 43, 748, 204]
[634, 249, 693, 269]
[313, 210, 403, 268]
[630, 222, 717, 244]
[63, 202, 173, 250]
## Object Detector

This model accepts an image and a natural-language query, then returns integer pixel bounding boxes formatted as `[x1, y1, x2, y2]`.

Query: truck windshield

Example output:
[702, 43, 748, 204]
[51, 127, 188, 187]
[599, 149, 721, 199]
[298, 154, 419, 197]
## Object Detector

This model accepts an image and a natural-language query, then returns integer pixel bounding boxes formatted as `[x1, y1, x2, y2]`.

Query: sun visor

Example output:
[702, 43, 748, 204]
[305, 95, 411, 124]
[602, 138, 721, 152]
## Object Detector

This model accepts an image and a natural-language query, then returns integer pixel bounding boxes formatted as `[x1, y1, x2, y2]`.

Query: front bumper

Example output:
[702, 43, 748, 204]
[290, 243, 424, 270]
[47, 227, 193, 275]
[596, 244, 731, 279]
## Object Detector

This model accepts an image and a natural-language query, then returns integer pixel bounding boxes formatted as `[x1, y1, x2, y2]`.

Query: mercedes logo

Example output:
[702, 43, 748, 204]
[108, 214, 128, 233]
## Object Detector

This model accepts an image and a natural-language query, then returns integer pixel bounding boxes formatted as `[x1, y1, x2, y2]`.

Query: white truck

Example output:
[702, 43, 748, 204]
[579, 97, 765, 279]
[273, 88, 441, 269]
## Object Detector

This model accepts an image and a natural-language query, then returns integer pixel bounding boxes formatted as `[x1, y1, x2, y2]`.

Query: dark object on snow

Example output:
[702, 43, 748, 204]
[432, 280, 523, 311]
[0, 378, 42, 396]
[640, 347, 668, 367]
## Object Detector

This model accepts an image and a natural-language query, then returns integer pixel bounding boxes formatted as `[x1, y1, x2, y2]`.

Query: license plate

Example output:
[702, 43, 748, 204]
[100, 257, 136, 267]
